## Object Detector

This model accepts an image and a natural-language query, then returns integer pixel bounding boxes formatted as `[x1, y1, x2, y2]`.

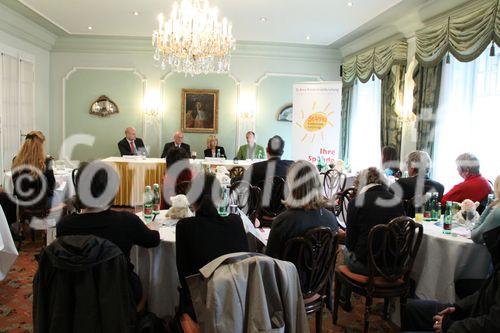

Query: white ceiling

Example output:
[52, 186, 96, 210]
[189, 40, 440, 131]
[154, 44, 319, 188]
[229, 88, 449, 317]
[19, 0, 403, 45]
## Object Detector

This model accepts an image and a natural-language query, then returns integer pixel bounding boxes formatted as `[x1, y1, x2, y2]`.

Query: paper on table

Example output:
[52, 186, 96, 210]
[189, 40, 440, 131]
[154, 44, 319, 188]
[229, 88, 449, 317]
[238, 209, 268, 246]
[0, 206, 18, 281]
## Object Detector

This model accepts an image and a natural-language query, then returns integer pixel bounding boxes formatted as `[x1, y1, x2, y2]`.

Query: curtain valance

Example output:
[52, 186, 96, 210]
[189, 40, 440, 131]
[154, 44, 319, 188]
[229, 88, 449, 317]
[342, 40, 407, 86]
[416, 0, 500, 66]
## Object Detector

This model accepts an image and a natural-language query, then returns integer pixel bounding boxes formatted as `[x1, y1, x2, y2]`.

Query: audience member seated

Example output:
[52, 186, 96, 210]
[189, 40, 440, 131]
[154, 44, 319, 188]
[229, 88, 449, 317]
[235, 131, 265, 160]
[12, 131, 55, 210]
[161, 131, 191, 158]
[56, 162, 160, 305]
[204, 135, 226, 158]
[403, 225, 500, 332]
[163, 147, 193, 208]
[381, 146, 402, 178]
[117, 127, 146, 156]
[266, 160, 339, 259]
[345, 167, 405, 275]
[472, 175, 500, 244]
[246, 135, 293, 187]
[442, 153, 492, 206]
[392, 150, 444, 217]
[175, 172, 249, 317]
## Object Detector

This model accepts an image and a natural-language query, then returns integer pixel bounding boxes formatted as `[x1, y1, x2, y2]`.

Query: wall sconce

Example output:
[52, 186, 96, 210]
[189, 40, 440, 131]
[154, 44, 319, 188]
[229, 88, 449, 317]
[238, 91, 256, 121]
[143, 90, 162, 118]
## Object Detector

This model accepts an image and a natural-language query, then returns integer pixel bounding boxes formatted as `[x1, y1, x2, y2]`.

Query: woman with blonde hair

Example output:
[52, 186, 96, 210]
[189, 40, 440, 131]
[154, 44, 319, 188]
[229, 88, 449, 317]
[11, 131, 55, 209]
[203, 134, 226, 158]
[265, 160, 339, 259]
[472, 175, 500, 244]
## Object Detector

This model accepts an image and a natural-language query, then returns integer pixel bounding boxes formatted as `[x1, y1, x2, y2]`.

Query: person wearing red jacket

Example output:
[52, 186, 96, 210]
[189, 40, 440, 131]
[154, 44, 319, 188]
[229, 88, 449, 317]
[441, 153, 492, 206]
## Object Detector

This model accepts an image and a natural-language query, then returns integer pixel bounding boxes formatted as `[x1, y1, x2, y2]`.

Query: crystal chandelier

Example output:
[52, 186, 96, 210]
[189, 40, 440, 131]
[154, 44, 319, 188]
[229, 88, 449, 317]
[152, 0, 236, 75]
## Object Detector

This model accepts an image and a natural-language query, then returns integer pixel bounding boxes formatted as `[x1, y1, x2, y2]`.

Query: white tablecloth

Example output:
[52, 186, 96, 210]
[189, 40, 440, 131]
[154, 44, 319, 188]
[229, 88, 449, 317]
[411, 222, 491, 303]
[3, 168, 75, 199]
[0, 206, 18, 281]
[130, 211, 179, 319]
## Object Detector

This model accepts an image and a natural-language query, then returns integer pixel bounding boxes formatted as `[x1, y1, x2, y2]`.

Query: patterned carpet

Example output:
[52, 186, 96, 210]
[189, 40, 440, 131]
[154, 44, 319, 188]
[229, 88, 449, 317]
[0, 239, 399, 333]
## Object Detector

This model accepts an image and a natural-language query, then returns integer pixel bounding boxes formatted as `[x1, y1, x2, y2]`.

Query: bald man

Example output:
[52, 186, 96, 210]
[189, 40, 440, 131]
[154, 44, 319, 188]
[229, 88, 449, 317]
[161, 131, 191, 158]
[117, 127, 146, 156]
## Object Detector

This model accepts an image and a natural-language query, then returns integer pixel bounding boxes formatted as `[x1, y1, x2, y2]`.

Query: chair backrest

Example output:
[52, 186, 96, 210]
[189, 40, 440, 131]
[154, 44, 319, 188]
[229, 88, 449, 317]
[229, 180, 261, 218]
[367, 216, 423, 286]
[257, 176, 287, 218]
[323, 169, 347, 200]
[72, 168, 78, 187]
[283, 227, 339, 298]
[229, 166, 246, 184]
[334, 187, 356, 229]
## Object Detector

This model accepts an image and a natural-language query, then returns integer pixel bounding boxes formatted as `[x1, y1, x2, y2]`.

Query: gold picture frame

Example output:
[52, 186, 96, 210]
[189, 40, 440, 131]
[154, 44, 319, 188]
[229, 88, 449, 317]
[181, 89, 219, 133]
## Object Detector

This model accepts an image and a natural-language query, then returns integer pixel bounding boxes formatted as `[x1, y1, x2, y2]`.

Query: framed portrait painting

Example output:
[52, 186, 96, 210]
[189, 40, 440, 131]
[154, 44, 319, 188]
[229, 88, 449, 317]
[181, 89, 219, 133]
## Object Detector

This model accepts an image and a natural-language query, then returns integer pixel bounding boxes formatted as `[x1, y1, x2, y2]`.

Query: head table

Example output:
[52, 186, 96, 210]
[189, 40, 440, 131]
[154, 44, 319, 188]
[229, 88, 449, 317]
[411, 220, 491, 303]
[102, 156, 260, 207]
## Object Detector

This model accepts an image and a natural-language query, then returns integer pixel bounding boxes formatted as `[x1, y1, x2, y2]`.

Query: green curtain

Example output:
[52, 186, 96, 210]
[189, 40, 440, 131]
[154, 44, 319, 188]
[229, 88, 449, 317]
[416, 0, 500, 66]
[342, 40, 407, 86]
[412, 62, 443, 157]
[340, 85, 353, 162]
[381, 64, 406, 156]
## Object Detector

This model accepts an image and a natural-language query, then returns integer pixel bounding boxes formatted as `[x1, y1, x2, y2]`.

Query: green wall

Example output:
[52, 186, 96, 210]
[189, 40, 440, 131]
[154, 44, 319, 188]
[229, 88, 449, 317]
[65, 69, 143, 160]
[256, 76, 320, 160]
[161, 74, 238, 159]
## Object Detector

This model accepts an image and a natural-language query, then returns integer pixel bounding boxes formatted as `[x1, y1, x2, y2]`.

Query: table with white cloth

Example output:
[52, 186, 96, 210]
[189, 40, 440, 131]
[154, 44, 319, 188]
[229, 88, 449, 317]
[0, 205, 18, 280]
[130, 211, 179, 320]
[102, 157, 262, 206]
[2, 168, 76, 199]
[130, 209, 269, 319]
[411, 221, 491, 303]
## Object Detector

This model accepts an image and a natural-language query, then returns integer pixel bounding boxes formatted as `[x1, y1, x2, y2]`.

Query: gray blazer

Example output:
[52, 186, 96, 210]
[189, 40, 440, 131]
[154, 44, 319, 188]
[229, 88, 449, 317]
[187, 252, 309, 333]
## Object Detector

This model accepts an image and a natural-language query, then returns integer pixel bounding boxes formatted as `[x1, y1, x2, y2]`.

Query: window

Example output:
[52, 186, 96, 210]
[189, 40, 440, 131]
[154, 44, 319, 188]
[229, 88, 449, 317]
[433, 48, 500, 190]
[0, 52, 34, 173]
[348, 78, 382, 172]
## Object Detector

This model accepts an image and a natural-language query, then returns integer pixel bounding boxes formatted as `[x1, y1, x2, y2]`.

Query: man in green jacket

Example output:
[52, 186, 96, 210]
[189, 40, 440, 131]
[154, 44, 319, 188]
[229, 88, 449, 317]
[235, 131, 265, 160]
[403, 225, 500, 332]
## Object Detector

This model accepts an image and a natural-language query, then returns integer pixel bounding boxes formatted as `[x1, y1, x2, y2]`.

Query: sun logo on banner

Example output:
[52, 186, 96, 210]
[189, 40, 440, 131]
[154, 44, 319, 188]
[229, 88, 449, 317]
[294, 100, 334, 143]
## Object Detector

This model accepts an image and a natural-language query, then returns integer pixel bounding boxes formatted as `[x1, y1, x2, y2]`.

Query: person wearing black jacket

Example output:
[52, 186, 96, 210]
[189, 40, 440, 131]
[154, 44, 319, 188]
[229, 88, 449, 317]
[403, 225, 500, 332]
[12, 131, 56, 209]
[57, 161, 160, 304]
[117, 127, 146, 156]
[176, 172, 249, 317]
[246, 135, 293, 187]
[161, 131, 191, 158]
[391, 151, 444, 217]
[33, 235, 137, 333]
[203, 134, 226, 158]
[345, 167, 405, 275]
[266, 160, 339, 259]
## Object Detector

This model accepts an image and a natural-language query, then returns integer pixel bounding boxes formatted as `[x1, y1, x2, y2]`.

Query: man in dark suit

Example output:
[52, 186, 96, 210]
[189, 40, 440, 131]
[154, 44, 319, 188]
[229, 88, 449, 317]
[117, 127, 146, 156]
[246, 135, 293, 187]
[161, 131, 191, 158]
[391, 150, 444, 216]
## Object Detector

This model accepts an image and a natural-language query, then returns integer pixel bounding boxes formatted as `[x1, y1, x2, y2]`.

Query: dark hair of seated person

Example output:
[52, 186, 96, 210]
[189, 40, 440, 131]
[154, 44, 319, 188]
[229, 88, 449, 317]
[189, 172, 222, 217]
[73, 161, 115, 210]
[166, 146, 190, 168]
[267, 135, 285, 158]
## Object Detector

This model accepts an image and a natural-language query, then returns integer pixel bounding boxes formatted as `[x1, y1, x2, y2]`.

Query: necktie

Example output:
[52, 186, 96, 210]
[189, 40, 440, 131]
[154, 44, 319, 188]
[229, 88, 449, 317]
[130, 141, 135, 154]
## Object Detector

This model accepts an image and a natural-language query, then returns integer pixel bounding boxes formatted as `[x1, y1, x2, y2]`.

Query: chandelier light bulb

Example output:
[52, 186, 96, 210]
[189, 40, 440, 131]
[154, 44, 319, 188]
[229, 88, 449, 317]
[152, 0, 236, 75]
